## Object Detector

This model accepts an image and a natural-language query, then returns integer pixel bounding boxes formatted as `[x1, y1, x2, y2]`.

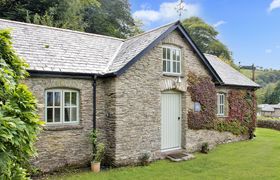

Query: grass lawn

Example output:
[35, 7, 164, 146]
[48, 128, 280, 180]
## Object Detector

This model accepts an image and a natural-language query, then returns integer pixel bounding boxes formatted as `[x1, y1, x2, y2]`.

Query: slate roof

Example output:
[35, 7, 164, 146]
[0, 18, 123, 74]
[205, 54, 260, 88]
[258, 104, 280, 112]
[0, 18, 260, 88]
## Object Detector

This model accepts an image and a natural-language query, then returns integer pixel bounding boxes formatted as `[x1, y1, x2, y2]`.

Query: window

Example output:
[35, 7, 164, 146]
[217, 93, 225, 116]
[45, 89, 79, 124]
[163, 46, 181, 74]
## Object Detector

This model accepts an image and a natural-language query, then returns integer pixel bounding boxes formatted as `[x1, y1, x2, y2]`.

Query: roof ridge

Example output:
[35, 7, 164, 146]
[103, 41, 124, 74]
[0, 18, 124, 41]
[125, 21, 180, 40]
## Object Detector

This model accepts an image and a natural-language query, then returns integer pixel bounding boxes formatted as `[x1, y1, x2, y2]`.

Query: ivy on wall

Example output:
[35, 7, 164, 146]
[187, 72, 257, 136]
[227, 90, 257, 134]
[187, 72, 217, 129]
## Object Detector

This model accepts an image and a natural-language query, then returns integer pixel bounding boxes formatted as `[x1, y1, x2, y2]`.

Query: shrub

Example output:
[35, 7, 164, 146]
[201, 142, 209, 154]
[214, 119, 248, 135]
[0, 29, 43, 179]
[138, 152, 151, 166]
[93, 143, 105, 163]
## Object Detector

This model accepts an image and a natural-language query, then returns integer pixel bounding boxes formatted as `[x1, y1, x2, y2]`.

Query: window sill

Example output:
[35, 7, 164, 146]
[43, 124, 83, 131]
[217, 115, 228, 118]
[163, 73, 184, 78]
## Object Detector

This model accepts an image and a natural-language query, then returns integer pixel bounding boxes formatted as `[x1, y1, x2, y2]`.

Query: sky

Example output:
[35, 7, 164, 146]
[130, 0, 280, 70]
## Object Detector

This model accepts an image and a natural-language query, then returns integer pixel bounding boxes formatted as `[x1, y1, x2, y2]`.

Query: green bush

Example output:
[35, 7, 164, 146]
[93, 143, 105, 163]
[0, 29, 43, 179]
[214, 120, 248, 135]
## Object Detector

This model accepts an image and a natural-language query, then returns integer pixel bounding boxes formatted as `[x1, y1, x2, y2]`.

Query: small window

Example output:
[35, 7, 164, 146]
[217, 93, 225, 116]
[45, 89, 79, 124]
[163, 46, 181, 74]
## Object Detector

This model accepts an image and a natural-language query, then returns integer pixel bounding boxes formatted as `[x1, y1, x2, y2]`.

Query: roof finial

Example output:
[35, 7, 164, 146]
[176, 0, 186, 21]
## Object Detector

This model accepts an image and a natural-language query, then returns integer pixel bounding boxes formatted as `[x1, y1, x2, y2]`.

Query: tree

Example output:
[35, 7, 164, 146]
[0, 0, 142, 38]
[264, 81, 280, 104]
[83, 0, 136, 38]
[0, 29, 43, 179]
[182, 17, 232, 61]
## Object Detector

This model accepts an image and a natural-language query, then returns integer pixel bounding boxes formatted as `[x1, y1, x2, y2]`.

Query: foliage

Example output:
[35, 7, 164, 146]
[214, 119, 248, 135]
[257, 116, 280, 121]
[227, 90, 257, 133]
[182, 17, 232, 61]
[263, 81, 280, 104]
[201, 142, 209, 154]
[187, 72, 217, 129]
[138, 152, 150, 166]
[93, 143, 105, 163]
[0, 0, 142, 38]
[49, 129, 280, 180]
[90, 130, 105, 163]
[0, 29, 43, 179]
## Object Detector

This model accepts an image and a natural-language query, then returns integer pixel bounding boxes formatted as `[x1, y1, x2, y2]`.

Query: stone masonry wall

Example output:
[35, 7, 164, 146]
[25, 77, 107, 172]
[112, 31, 241, 166]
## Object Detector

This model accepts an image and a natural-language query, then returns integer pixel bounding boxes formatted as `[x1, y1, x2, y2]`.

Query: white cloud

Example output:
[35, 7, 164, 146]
[213, 20, 227, 28]
[268, 0, 280, 12]
[265, 49, 272, 54]
[133, 1, 200, 26]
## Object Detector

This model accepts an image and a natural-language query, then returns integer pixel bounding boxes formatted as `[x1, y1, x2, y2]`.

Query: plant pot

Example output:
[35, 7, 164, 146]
[91, 162, 100, 173]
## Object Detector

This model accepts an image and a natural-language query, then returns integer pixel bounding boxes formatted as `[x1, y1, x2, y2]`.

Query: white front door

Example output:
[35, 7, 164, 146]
[161, 91, 181, 151]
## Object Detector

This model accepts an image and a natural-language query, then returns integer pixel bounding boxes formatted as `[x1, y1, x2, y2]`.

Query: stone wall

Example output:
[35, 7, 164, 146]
[25, 77, 106, 172]
[113, 31, 225, 165]
[185, 129, 248, 152]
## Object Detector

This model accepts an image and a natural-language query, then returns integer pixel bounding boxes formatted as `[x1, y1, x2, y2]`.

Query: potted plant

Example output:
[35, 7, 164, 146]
[91, 143, 105, 172]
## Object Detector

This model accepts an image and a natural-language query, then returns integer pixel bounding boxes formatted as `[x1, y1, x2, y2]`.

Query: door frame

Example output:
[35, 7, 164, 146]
[161, 90, 182, 152]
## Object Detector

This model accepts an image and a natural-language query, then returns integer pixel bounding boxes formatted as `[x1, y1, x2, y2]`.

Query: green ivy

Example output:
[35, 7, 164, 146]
[0, 29, 43, 179]
[214, 119, 248, 135]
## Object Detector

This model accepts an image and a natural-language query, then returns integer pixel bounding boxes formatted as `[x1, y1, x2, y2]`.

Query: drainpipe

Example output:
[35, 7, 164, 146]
[92, 75, 97, 131]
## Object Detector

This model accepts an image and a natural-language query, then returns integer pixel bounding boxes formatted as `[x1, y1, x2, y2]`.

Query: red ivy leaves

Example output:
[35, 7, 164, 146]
[227, 90, 257, 131]
[187, 72, 217, 129]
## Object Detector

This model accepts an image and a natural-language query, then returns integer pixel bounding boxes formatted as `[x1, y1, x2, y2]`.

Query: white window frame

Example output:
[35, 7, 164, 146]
[162, 45, 181, 75]
[217, 93, 225, 116]
[45, 89, 79, 125]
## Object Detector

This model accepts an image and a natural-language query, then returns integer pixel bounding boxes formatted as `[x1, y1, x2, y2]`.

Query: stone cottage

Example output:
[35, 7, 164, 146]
[258, 104, 280, 117]
[0, 19, 260, 172]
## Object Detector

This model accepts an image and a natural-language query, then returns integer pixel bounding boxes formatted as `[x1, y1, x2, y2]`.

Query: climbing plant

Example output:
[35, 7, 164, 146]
[187, 72, 217, 129]
[0, 29, 43, 179]
[227, 90, 257, 136]
[187, 72, 257, 136]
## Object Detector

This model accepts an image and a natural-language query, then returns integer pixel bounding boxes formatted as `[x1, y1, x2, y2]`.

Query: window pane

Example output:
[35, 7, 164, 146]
[176, 50, 180, 61]
[47, 92, 53, 106]
[54, 108, 60, 122]
[163, 60, 166, 72]
[167, 61, 171, 72]
[64, 108, 70, 122]
[163, 48, 166, 59]
[172, 50, 176, 61]
[71, 92, 77, 106]
[177, 62, 180, 73]
[173, 62, 176, 72]
[54, 92, 60, 106]
[71, 107, 77, 121]
[64, 92, 71, 106]
[167, 48, 170, 60]
[47, 108, 53, 122]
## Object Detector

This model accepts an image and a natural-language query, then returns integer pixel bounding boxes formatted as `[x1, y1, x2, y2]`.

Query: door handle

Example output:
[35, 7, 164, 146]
[178, 117, 181, 121]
